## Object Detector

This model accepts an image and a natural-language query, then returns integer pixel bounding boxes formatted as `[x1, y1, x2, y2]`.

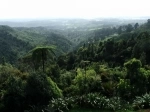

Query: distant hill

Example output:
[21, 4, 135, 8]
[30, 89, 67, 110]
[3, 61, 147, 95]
[0, 18, 147, 27]
[0, 26, 32, 64]
[0, 25, 74, 64]
[0, 18, 149, 64]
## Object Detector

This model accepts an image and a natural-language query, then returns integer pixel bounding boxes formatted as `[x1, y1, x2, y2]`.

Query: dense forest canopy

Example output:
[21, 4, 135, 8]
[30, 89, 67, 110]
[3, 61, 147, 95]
[1, 18, 150, 112]
[0, 18, 147, 64]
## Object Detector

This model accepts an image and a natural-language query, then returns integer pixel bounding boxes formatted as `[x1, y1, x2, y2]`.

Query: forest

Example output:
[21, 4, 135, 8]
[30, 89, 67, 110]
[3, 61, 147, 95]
[0, 18, 150, 112]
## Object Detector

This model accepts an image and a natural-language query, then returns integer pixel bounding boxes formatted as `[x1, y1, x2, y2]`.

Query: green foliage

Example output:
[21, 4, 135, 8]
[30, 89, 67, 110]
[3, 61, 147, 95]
[2, 76, 26, 112]
[0, 64, 29, 112]
[64, 85, 80, 96]
[25, 72, 62, 107]
[101, 81, 117, 97]
[0, 26, 32, 64]
[59, 71, 75, 87]
[15, 27, 74, 55]
[124, 58, 142, 71]
[117, 79, 131, 99]
[124, 59, 150, 95]
[0, 64, 13, 85]
[24, 46, 56, 72]
[133, 93, 150, 110]
[72, 69, 85, 94]
[140, 52, 146, 65]
[49, 97, 76, 112]
[49, 93, 132, 112]
[0, 64, 62, 111]
[91, 62, 100, 74]
[47, 77, 63, 98]
[73, 68, 101, 94]
[2, 19, 150, 112]
[0, 63, 28, 88]
[76, 93, 108, 109]
[46, 64, 61, 82]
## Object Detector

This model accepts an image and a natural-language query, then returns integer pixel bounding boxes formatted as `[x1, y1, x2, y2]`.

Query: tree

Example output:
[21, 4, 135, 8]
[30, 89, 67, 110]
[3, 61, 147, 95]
[140, 52, 146, 65]
[147, 19, 150, 28]
[124, 58, 148, 95]
[134, 23, 139, 29]
[124, 58, 142, 89]
[126, 24, 133, 32]
[24, 46, 56, 72]
[25, 72, 62, 107]
[117, 26, 122, 34]
[1, 56, 6, 65]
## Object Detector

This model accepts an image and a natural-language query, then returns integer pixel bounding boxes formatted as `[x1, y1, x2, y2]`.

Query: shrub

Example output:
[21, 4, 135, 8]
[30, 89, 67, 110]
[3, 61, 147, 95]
[59, 71, 76, 90]
[133, 93, 150, 110]
[25, 72, 62, 108]
[72, 68, 101, 94]
[76, 93, 107, 109]
[106, 97, 122, 111]
[49, 93, 132, 112]
[0, 63, 29, 85]
[47, 77, 63, 98]
[117, 79, 131, 100]
[101, 81, 117, 97]
[124, 59, 149, 96]
[49, 97, 76, 112]
[0, 64, 16, 85]
[2, 76, 26, 112]
[63, 85, 80, 96]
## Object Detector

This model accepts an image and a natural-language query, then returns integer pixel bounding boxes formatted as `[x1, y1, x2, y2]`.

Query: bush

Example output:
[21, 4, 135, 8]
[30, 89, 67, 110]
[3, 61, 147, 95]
[72, 68, 101, 95]
[76, 93, 107, 109]
[76, 94, 132, 111]
[117, 79, 131, 100]
[49, 97, 76, 112]
[59, 71, 76, 90]
[49, 93, 133, 112]
[47, 77, 63, 98]
[133, 93, 150, 110]
[2, 76, 26, 112]
[124, 59, 149, 96]
[0, 64, 30, 112]
[25, 72, 62, 108]
[0, 63, 29, 86]
[63, 85, 80, 97]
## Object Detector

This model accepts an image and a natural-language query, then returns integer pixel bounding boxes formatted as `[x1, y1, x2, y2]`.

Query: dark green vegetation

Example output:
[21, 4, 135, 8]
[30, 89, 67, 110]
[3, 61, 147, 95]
[0, 19, 150, 112]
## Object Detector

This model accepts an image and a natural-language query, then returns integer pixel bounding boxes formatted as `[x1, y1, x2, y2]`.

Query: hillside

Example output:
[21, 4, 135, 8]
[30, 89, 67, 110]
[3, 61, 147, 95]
[0, 26, 32, 64]
[0, 25, 74, 64]
[0, 18, 148, 65]
[13, 27, 74, 53]
[56, 19, 150, 70]
[1, 19, 150, 112]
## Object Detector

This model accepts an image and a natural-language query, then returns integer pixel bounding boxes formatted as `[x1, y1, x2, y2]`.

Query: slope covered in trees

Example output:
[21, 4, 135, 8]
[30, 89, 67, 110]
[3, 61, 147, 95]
[0, 25, 75, 64]
[0, 26, 32, 64]
[1, 19, 150, 112]
[59, 19, 150, 70]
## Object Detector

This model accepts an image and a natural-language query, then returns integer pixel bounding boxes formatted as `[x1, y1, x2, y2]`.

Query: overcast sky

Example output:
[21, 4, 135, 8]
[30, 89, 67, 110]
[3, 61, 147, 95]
[0, 0, 149, 20]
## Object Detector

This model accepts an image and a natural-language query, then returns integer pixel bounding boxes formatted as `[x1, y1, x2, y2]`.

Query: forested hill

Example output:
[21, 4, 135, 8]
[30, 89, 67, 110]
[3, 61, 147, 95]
[57, 19, 150, 70]
[13, 27, 74, 53]
[0, 18, 149, 65]
[0, 26, 73, 64]
[0, 26, 32, 64]
[1, 19, 150, 112]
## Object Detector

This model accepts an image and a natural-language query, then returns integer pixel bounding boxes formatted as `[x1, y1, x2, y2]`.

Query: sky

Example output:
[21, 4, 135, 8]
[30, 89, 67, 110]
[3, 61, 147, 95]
[0, 0, 150, 20]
